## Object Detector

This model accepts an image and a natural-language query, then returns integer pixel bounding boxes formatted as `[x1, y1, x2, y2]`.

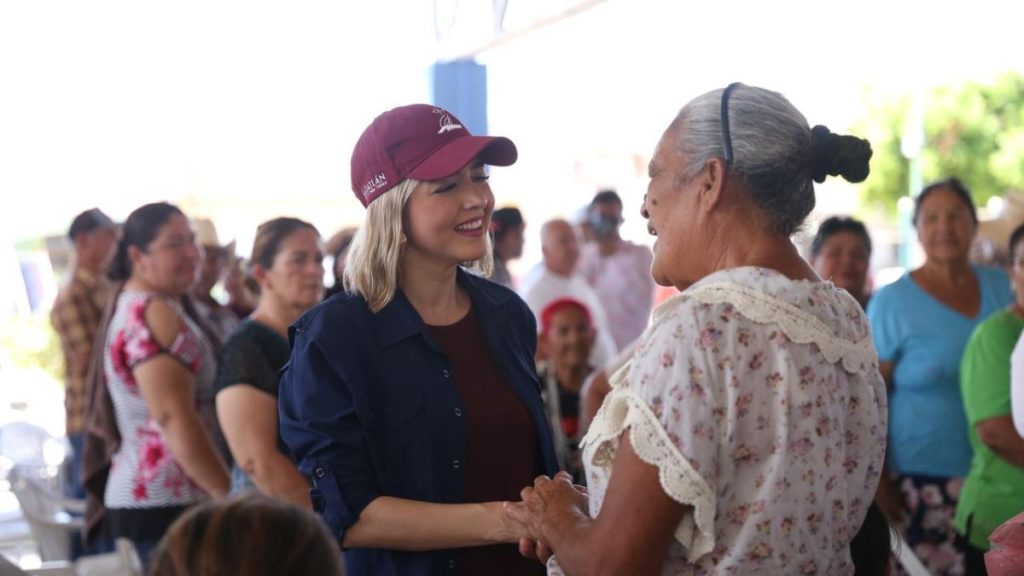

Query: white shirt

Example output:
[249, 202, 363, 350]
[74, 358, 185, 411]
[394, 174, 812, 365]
[1010, 331, 1024, 436]
[519, 266, 619, 371]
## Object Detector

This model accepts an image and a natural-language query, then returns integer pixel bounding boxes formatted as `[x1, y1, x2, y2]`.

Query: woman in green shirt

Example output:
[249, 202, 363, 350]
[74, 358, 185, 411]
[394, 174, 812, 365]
[958, 222, 1024, 574]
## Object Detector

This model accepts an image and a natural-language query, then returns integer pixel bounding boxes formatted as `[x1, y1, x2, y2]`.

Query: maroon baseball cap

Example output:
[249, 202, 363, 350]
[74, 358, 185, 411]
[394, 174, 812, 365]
[350, 104, 518, 207]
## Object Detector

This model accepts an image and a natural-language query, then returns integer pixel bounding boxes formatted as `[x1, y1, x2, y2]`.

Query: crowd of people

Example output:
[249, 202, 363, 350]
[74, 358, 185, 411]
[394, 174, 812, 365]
[43, 83, 1024, 575]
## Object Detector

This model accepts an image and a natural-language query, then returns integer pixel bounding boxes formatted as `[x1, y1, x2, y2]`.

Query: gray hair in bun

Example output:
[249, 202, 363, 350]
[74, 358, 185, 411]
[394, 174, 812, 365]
[670, 83, 872, 236]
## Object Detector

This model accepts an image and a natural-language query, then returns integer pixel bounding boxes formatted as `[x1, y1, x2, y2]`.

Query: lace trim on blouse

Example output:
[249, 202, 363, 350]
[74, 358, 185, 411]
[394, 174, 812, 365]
[680, 281, 876, 373]
[582, 385, 717, 562]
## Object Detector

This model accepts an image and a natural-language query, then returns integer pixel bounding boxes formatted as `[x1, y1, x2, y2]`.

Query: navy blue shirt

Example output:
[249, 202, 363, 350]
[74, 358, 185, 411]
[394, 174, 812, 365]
[279, 269, 559, 576]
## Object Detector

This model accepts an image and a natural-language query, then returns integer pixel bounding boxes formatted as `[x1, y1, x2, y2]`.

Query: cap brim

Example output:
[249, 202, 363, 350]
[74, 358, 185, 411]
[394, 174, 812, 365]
[407, 135, 518, 181]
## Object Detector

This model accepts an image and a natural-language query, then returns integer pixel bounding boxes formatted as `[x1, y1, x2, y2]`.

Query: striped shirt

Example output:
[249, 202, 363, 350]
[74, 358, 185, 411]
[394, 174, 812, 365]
[103, 291, 224, 509]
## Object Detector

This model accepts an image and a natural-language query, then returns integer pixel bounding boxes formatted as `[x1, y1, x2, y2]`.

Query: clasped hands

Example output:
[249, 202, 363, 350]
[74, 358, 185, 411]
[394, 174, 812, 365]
[503, 471, 589, 563]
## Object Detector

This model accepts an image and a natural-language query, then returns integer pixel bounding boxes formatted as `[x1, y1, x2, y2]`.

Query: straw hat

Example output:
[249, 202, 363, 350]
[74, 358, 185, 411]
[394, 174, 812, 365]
[978, 190, 1024, 251]
[192, 218, 236, 255]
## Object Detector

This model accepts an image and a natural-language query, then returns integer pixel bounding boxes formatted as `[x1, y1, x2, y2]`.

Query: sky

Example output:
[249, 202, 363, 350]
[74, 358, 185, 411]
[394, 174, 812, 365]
[1, 0, 1022, 255]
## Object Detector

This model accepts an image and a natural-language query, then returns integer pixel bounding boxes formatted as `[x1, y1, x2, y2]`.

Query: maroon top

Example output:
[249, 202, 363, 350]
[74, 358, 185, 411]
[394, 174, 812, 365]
[427, 307, 544, 576]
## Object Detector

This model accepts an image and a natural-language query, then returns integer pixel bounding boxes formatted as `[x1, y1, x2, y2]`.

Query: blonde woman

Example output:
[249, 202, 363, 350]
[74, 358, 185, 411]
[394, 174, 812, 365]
[279, 104, 558, 576]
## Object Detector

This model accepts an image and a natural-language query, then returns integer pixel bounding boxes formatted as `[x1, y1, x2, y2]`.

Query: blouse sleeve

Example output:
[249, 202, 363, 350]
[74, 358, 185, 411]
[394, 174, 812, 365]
[121, 296, 200, 373]
[961, 318, 1016, 426]
[214, 333, 276, 396]
[278, 323, 381, 543]
[1013, 332, 1024, 437]
[591, 300, 719, 562]
[866, 287, 900, 363]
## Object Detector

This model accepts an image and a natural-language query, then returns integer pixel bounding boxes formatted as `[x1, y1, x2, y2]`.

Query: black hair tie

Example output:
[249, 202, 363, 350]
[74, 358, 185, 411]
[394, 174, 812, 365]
[810, 125, 839, 183]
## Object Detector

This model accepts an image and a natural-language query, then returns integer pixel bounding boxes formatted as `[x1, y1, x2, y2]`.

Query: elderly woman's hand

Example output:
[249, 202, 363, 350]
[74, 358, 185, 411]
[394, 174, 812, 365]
[506, 472, 589, 548]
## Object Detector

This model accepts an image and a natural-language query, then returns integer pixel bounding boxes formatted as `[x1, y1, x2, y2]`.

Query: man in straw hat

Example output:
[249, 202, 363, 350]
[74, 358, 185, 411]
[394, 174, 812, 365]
[191, 217, 240, 343]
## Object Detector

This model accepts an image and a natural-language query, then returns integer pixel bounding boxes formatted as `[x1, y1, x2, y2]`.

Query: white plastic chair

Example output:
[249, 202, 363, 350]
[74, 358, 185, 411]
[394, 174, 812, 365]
[6, 467, 82, 564]
[74, 539, 141, 576]
[0, 552, 32, 575]
[0, 423, 68, 478]
[24, 563, 75, 576]
[3, 539, 141, 576]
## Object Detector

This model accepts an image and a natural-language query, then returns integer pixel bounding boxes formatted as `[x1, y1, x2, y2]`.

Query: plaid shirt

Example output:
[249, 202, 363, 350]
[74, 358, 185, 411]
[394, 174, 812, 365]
[50, 268, 111, 435]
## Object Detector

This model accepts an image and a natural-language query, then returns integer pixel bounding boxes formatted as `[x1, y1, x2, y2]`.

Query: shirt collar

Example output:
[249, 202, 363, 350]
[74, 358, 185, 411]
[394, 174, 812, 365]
[373, 268, 512, 347]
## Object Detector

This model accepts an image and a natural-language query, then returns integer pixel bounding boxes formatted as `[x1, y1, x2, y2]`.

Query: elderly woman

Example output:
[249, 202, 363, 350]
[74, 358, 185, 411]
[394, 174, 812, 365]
[955, 222, 1024, 573]
[279, 104, 558, 576]
[98, 202, 230, 567]
[215, 217, 324, 507]
[537, 298, 598, 483]
[868, 178, 1012, 575]
[507, 83, 887, 575]
[809, 215, 873, 308]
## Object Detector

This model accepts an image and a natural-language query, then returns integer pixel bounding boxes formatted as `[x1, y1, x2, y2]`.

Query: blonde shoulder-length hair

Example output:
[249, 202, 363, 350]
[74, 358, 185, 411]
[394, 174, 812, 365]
[344, 179, 495, 313]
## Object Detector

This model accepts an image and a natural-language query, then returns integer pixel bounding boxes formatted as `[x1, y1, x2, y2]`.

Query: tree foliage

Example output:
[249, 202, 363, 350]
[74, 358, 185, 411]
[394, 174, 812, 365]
[0, 311, 64, 383]
[856, 72, 1024, 216]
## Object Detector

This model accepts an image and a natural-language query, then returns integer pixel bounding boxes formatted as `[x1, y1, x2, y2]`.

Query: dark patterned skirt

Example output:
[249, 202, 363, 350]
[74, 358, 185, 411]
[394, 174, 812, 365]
[896, 474, 968, 576]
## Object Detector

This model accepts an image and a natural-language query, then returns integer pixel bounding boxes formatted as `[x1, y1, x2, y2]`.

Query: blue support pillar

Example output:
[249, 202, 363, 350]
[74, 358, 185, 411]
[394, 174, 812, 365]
[431, 60, 488, 135]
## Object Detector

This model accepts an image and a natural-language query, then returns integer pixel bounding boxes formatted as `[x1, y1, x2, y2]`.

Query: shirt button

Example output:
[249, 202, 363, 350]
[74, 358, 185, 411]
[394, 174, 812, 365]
[448, 559, 456, 569]
[454, 408, 462, 417]
[314, 466, 326, 479]
[442, 369, 451, 378]
[452, 459, 461, 470]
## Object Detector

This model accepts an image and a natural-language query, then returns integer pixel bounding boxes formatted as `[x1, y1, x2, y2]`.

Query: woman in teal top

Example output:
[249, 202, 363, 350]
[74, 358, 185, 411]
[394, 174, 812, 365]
[867, 178, 1013, 576]
[957, 222, 1024, 574]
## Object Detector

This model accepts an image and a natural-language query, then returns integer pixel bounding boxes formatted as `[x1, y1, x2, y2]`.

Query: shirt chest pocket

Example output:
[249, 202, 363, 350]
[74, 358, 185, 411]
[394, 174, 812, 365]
[364, 359, 428, 431]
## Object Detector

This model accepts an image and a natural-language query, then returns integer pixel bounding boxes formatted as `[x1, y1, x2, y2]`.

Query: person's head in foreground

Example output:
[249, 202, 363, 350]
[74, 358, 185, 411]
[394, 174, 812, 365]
[642, 82, 872, 290]
[148, 493, 344, 576]
[344, 103, 517, 312]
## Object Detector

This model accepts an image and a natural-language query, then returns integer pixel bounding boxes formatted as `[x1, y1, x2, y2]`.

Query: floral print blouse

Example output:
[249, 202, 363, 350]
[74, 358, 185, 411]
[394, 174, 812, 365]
[103, 291, 223, 509]
[548, 267, 888, 575]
